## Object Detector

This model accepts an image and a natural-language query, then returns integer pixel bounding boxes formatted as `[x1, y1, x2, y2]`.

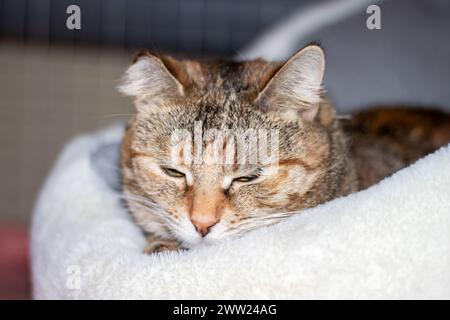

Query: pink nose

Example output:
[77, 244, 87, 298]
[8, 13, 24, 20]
[190, 218, 219, 237]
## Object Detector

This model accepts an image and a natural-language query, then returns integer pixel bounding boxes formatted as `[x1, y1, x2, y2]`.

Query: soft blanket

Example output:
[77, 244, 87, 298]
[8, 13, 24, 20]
[31, 125, 450, 299]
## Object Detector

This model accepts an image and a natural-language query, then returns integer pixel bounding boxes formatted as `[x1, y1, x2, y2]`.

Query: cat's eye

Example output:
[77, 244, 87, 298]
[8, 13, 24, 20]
[161, 167, 185, 178]
[233, 175, 259, 183]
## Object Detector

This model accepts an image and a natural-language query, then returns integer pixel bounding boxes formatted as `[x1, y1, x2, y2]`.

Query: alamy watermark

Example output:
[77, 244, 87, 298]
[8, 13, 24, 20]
[170, 121, 280, 167]
[366, 5, 381, 30]
[66, 5, 81, 30]
[66, 265, 81, 290]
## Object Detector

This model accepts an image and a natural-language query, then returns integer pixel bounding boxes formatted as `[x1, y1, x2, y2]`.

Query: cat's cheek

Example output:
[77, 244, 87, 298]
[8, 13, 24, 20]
[230, 195, 260, 217]
[133, 157, 185, 188]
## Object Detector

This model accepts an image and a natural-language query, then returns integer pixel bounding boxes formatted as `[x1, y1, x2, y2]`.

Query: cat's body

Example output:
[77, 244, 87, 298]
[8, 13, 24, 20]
[346, 107, 450, 189]
[118, 46, 450, 253]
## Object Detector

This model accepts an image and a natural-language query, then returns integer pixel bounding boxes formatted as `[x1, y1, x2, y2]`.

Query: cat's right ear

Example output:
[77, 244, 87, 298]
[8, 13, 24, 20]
[118, 51, 185, 110]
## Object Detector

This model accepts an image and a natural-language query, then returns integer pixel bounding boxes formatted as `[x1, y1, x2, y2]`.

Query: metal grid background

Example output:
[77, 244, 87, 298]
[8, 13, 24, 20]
[0, 0, 315, 221]
[0, 0, 314, 56]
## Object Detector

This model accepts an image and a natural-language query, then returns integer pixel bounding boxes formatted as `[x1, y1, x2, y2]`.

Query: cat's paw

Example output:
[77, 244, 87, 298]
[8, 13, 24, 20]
[144, 236, 183, 254]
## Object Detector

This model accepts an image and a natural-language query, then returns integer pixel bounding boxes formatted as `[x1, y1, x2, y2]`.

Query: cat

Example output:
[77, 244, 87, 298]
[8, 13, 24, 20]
[118, 45, 450, 253]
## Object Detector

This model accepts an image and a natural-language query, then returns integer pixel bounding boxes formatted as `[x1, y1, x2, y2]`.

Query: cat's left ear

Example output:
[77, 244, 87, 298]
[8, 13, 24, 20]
[256, 45, 325, 122]
[118, 51, 188, 109]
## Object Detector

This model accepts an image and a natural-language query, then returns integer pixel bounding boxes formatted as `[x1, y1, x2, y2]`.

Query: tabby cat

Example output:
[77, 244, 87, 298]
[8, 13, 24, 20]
[118, 45, 450, 253]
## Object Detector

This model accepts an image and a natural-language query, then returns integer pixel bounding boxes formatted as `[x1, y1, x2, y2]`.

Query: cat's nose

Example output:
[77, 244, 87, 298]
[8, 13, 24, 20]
[190, 218, 219, 237]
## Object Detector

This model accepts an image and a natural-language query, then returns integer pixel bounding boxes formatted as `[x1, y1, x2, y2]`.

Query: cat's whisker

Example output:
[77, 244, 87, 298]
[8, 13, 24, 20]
[228, 218, 284, 237]
[247, 211, 298, 220]
[122, 190, 163, 202]
[123, 199, 166, 219]
[121, 194, 167, 217]
[121, 193, 158, 207]
[102, 113, 137, 118]
[124, 199, 181, 232]
[121, 192, 186, 230]
[257, 210, 302, 217]
[227, 213, 292, 235]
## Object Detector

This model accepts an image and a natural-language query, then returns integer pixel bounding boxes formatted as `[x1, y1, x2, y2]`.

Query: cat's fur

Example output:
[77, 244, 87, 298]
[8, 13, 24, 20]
[119, 45, 450, 253]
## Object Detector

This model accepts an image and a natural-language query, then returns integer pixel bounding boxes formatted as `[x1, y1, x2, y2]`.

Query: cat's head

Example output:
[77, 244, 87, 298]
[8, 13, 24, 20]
[119, 45, 356, 248]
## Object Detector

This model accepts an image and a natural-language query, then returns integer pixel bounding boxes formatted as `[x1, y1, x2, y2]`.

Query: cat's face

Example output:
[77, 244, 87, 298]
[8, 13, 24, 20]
[120, 45, 356, 248]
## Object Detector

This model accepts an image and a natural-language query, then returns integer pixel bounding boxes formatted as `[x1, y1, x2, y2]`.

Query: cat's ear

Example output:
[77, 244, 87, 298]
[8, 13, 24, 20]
[118, 51, 187, 109]
[256, 45, 325, 122]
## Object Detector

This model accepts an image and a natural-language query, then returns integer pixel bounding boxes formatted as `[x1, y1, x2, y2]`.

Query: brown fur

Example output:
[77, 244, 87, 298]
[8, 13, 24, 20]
[118, 46, 450, 253]
[344, 107, 450, 189]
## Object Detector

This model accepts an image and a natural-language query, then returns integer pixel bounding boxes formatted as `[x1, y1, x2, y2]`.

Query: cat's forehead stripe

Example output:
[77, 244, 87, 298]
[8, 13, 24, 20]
[278, 158, 315, 171]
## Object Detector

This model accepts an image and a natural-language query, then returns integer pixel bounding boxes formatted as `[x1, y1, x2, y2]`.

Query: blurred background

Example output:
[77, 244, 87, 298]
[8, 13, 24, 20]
[0, 0, 449, 299]
[1, 0, 310, 224]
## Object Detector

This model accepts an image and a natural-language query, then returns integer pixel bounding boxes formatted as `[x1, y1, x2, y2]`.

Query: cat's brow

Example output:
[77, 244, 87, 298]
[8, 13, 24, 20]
[278, 158, 316, 171]
[129, 150, 155, 158]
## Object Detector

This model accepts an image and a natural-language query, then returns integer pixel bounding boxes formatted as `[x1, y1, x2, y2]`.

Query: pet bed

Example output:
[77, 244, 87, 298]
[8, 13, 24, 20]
[31, 125, 450, 299]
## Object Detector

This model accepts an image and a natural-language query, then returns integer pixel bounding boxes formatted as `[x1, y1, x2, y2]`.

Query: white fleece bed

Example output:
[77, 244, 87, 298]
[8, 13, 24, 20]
[31, 125, 450, 299]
